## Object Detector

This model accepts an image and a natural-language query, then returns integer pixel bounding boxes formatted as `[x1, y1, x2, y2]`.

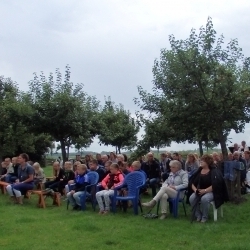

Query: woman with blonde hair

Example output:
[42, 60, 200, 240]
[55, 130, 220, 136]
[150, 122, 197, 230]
[33, 162, 46, 186]
[185, 154, 199, 174]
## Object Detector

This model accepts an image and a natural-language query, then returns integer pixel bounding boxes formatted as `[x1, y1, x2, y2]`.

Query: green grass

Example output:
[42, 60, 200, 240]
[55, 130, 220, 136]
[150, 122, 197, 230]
[0, 166, 249, 250]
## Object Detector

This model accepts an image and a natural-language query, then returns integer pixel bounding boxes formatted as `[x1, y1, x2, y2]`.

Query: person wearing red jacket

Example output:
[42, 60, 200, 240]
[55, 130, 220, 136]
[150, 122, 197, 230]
[95, 163, 124, 214]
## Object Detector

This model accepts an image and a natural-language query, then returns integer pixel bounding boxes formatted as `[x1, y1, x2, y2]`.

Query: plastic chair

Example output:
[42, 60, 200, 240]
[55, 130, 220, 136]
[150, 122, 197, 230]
[112, 172, 146, 215]
[66, 172, 99, 211]
[156, 187, 187, 218]
[210, 201, 223, 221]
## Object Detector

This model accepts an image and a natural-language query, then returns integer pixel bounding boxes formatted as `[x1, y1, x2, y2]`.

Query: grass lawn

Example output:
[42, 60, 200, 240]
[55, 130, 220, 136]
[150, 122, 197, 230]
[0, 166, 249, 250]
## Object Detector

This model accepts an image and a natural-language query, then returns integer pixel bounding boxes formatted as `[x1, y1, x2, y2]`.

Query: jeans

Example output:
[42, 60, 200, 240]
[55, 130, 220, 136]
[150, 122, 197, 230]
[149, 178, 160, 197]
[153, 185, 177, 214]
[96, 190, 114, 211]
[67, 191, 87, 207]
[189, 192, 214, 221]
[6, 183, 34, 197]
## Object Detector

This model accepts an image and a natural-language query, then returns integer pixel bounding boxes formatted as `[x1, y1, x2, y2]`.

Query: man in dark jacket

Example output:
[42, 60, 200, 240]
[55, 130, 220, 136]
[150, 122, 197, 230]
[89, 159, 106, 182]
[142, 152, 160, 197]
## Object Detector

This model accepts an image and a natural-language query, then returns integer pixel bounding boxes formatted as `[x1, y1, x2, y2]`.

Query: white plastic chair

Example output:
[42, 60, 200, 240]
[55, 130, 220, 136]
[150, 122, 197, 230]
[210, 201, 223, 221]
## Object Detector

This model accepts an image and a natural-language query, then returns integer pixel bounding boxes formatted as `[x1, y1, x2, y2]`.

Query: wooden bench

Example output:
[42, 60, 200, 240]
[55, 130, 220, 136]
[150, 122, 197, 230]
[0, 181, 9, 194]
[30, 190, 61, 208]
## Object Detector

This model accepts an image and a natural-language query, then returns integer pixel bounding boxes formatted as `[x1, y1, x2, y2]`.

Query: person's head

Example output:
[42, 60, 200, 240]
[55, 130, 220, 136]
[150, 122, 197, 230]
[18, 153, 29, 165]
[109, 152, 116, 161]
[187, 154, 196, 163]
[212, 152, 220, 162]
[233, 151, 240, 161]
[241, 141, 246, 147]
[160, 153, 166, 161]
[110, 163, 120, 174]
[101, 155, 108, 164]
[89, 159, 98, 170]
[117, 161, 126, 172]
[1, 161, 7, 168]
[77, 164, 88, 175]
[73, 161, 81, 171]
[85, 155, 90, 162]
[122, 154, 128, 162]
[33, 162, 41, 171]
[53, 161, 60, 170]
[169, 160, 182, 174]
[64, 161, 73, 171]
[104, 160, 112, 172]
[172, 152, 179, 160]
[12, 157, 17, 165]
[234, 143, 239, 149]
[4, 158, 11, 166]
[244, 151, 250, 160]
[228, 152, 233, 160]
[76, 155, 81, 161]
[131, 161, 141, 171]
[117, 154, 124, 162]
[96, 153, 101, 160]
[166, 152, 172, 158]
[147, 152, 154, 162]
[200, 154, 214, 169]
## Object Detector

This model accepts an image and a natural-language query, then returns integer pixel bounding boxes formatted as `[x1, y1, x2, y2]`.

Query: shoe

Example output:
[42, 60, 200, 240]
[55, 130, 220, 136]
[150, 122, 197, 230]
[197, 218, 201, 222]
[103, 210, 109, 215]
[200, 219, 207, 223]
[142, 200, 157, 208]
[99, 210, 104, 214]
[159, 214, 167, 220]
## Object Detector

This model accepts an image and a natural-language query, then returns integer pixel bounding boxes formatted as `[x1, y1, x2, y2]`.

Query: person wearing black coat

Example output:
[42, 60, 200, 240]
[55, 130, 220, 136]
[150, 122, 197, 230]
[188, 154, 229, 223]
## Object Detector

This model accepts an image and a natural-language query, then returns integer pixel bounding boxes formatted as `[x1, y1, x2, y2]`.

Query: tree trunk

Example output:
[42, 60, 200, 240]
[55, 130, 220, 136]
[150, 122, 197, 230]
[198, 141, 203, 156]
[218, 131, 228, 160]
[67, 145, 70, 159]
[115, 146, 117, 154]
[60, 140, 67, 163]
[118, 146, 121, 154]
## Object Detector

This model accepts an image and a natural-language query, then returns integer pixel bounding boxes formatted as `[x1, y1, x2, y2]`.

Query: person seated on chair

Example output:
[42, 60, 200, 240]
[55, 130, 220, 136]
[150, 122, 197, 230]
[96, 163, 124, 215]
[1, 158, 14, 183]
[44, 161, 65, 192]
[103, 161, 112, 178]
[142, 160, 188, 220]
[142, 152, 161, 197]
[188, 154, 228, 223]
[58, 161, 75, 197]
[67, 164, 89, 210]
[89, 159, 106, 182]
[118, 161, 130, 175]
[33, 162, 46, 188]
[6, 153, 34, 204]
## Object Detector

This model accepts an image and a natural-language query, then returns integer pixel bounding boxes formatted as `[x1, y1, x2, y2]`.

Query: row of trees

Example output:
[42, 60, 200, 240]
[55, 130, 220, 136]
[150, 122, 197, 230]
[0, 66, 139, 163]
[134, 17, 250, 159]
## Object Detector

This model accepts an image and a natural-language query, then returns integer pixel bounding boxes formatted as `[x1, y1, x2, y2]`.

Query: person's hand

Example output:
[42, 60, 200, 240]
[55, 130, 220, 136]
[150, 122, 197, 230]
[60, 179, 63, 181]
[68, 180, 74, 184]
[198, 189, 206, 195]
[169, 185, 176, 190]
[15, 179, 20, 183]
[70, 190, 75, 194]
[105, 187, 109, 190]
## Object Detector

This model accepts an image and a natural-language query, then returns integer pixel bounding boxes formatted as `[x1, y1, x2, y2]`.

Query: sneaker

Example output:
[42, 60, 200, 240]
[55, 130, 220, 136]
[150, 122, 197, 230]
[159, 214, 167, 220]
[200, 219, 207, 223]
[142, 200, 157, 208]
[98, 210, 104, 214]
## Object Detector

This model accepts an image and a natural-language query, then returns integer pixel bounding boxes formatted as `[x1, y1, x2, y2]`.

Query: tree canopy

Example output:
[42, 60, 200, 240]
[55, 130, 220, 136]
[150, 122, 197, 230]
[99, 98, 139, 153]
[136, 17, 250, 158]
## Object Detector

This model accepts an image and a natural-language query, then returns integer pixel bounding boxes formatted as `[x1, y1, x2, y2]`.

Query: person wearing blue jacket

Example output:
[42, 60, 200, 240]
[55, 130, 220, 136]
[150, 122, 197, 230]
[67, 164, 89, 210]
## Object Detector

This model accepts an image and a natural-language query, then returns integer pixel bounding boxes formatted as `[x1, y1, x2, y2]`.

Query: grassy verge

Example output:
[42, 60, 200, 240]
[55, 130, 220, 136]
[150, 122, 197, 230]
[0, 166, 249, 250]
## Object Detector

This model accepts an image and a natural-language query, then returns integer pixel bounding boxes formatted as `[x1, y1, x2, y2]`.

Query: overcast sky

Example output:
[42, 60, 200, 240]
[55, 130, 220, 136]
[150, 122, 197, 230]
[1, 0, 250, 153]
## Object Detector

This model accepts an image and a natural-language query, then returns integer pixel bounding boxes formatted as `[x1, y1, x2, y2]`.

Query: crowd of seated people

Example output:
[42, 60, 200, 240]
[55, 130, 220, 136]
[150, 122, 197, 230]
[1, 143, 250, 222]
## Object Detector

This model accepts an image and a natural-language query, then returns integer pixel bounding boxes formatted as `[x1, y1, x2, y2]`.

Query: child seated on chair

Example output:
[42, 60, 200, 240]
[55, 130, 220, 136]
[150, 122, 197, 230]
[58, 161, 75, 197]
[33, 162, 46, 188]
[96, 163, 124, 214]
[66, 164, 90, 210]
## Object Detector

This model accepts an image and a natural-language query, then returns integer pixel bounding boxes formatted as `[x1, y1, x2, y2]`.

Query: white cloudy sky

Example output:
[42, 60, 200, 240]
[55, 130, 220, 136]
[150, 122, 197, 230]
[1, 0, 250, 153]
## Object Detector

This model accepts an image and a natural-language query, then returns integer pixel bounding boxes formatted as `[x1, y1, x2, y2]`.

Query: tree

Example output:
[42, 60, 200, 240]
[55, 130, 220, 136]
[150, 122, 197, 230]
[135, 17, 250, 159]
[28, 66, 100, 163]
[99, 98, 139, 153]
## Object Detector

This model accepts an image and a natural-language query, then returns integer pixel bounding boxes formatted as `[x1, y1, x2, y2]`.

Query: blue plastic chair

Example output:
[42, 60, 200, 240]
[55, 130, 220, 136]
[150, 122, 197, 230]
[112, 171, 146, 215]
[156, 187, 187, 218]
[66, 171, 99, 211]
